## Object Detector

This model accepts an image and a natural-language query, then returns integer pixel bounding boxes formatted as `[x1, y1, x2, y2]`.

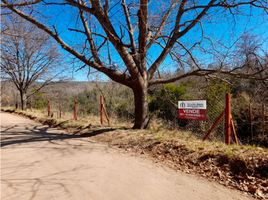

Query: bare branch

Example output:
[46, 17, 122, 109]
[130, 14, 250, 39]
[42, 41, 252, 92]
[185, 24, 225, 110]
[1, 0, 41, 7]
[148, 0, 216, 80]
[1, 0, 133, 86]
[121, 0, 136, 54]
[149, 68, 268, 86]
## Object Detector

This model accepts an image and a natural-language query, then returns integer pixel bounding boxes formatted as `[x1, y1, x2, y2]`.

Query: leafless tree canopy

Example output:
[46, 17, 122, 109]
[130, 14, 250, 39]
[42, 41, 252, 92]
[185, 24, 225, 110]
[1, 14, 61, 109]
[1, 0, 267, 127]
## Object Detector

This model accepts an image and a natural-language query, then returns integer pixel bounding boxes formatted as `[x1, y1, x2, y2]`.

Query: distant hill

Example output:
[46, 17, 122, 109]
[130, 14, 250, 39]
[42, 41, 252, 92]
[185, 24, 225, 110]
[1, 80, 113, 106]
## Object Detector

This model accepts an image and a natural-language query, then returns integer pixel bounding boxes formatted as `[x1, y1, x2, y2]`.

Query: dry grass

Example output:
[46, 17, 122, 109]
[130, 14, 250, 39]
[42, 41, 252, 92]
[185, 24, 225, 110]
[1, 107, 132, 130]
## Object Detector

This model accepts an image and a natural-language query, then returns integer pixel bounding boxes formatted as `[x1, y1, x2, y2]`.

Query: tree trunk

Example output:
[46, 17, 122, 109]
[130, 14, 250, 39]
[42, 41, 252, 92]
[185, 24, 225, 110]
[19, 90, 27, 110]
[132, 84, 149, 129]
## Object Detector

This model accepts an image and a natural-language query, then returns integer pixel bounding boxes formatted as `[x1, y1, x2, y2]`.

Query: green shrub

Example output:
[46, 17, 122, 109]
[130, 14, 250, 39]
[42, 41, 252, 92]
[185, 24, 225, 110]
[149, 83, 187, 121]
[31, 92, 47, 109]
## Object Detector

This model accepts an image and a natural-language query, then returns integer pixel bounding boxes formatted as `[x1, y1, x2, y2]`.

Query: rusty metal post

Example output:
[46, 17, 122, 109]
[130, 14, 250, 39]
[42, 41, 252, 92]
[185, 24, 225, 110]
[230, 117, 238, 145]
[249, 103, 253, 140]
[99, 95, 104, 125]
[102, 98, 110, 126]
[262, 103, 265, 137]
[73, 98, 78, 120]
[225, 93, 231, 145]
[203, 110, 225, 141]
[47, 99, 51, 117]
[59, 102, 62, 118]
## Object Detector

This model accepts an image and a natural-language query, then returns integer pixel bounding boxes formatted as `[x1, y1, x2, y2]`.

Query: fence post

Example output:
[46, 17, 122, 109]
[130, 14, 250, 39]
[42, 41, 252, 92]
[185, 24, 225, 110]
[249, 103, 253, 140]
[225, 93, 231, 145]
[230, 116, 238, 144]
[99, 95, 104, 125]
[73, 98, 78, 120]
[103, 101, 110, 126]
[262, 103, 265, 137]
[59, 102, 62, 118]
[203, 110, 225, 141]
[47, 99, 51, 117]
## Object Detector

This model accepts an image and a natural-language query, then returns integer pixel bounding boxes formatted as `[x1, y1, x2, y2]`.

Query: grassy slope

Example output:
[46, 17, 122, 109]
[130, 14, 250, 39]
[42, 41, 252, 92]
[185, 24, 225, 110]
[1, 107, 268, 199]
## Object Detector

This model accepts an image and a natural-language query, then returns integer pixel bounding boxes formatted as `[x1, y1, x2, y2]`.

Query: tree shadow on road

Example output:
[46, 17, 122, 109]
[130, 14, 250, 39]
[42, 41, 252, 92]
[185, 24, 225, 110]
[2, 164, 92, 200]
[1, 124, 115, 148]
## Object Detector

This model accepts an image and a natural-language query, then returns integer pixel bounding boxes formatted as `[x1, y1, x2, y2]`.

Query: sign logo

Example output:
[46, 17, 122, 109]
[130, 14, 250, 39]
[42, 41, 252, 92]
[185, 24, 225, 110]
[178, 100, 207, 120]
[180, 102, 186, 108]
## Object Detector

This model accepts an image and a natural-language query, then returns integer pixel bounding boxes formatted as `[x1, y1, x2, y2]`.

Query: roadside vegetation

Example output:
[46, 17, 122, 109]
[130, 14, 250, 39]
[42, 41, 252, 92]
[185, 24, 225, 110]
[2, 73, 266, 146]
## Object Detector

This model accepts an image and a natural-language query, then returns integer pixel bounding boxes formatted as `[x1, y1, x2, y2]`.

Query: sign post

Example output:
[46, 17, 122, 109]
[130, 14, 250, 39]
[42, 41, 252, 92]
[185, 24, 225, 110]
[178, 100, 207, 120]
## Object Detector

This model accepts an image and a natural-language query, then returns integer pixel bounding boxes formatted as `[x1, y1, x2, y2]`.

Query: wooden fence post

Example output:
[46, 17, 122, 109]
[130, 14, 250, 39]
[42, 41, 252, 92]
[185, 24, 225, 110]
[230, 116, 238, 144]
[73, 98, 78, 120]
[225, 93, 231, 145]
[249, 103, 253, 140]
[99, 95, 110, 126]
[47, 99, 51, 117]
[100, 95, 104, 125]
[59, 102, 62, 118]
[262, 103, 265, 137]
[103, 103, 110, 126]
[203, 110, 225, 141]
[203, 93, 238, 145]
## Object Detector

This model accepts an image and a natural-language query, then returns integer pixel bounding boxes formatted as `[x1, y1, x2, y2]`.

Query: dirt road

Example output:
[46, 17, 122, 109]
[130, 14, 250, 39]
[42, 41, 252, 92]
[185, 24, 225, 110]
[0, 112, 253, 200]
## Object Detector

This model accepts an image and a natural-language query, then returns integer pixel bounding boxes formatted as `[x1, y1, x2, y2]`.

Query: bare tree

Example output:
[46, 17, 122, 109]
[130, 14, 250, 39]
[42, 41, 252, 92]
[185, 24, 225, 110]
[233, 34, 268, 99]
[1, 0, 267, 127]
[1, 15, 61, 110]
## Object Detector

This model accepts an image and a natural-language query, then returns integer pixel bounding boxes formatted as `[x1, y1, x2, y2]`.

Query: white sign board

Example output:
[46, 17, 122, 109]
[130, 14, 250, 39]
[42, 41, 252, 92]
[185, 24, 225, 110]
[178, 100, 206, 109]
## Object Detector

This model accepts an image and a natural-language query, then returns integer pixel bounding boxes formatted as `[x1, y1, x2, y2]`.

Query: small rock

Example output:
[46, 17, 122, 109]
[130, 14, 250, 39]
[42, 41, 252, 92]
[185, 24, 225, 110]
[255, 188, 264, 198]
[217, 169, 223, 179]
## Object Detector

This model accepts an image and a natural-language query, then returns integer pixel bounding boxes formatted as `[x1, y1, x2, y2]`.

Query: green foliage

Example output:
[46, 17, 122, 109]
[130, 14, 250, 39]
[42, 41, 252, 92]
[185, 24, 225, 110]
[149, 83, 187, 121]
[163, 83, 187, 100]
[205, 79, 230, 114]
[203, 79, 231, 138]
[75, 86, 134, 119]
[24, 79, 266, 146]
[76, 89, 99, 115]
[31, 92, 47, 109]
[105, 86, 134, 119]
[205, 79, 230, 100]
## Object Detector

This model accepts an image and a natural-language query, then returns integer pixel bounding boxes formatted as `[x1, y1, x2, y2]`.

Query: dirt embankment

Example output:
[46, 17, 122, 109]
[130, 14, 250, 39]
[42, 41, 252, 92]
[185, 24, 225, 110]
[91, 130, 268, 199]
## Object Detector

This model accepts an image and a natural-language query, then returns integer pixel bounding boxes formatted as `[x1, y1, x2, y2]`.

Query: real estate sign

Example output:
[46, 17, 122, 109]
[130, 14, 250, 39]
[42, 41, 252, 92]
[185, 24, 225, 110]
[178, 100, 207, 120]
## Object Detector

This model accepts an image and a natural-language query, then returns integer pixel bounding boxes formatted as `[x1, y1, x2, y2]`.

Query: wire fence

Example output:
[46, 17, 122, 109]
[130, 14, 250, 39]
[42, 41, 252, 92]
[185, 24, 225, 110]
[2, 87, 267, 145]
[235, 101, 268, 144]
[173, 93, 226, 141]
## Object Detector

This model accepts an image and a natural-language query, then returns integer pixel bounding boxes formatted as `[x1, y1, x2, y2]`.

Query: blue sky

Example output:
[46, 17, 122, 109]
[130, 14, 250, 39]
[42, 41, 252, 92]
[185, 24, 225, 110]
[32, 1, 268, 81]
